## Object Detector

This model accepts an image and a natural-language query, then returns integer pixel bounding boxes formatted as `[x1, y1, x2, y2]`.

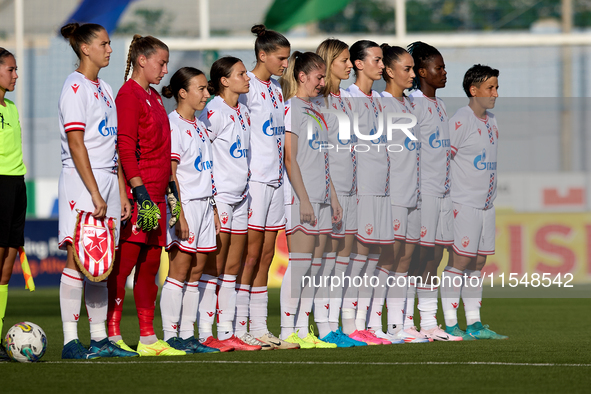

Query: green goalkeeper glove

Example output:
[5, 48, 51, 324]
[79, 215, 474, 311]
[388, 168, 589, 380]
[166, 181, 181, 228]
[132, 185, 161, 232]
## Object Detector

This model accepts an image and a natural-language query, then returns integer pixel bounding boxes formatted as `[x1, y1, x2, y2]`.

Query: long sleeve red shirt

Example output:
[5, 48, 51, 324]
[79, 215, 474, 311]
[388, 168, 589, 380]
[116, 79, 171, 203]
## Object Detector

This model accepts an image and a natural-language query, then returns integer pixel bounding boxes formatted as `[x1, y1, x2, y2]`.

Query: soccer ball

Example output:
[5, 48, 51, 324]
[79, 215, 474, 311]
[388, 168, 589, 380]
[4, 322, 47, 362]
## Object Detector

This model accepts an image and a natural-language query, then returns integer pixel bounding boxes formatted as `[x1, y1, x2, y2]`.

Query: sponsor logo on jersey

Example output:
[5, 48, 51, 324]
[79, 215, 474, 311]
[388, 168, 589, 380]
[404, 136, 420, 151]
[230, 135, 248, 158]
[207, 110, 214, 119]
[186, 129, 192, 137]
[461, 236, 470, 248]
[195, 148, 213, 172]
[71, 84, 80, 93]
[261, 91, 265, 100]
[146, 99, 151, 106]
[262, 114, 285, 137]
[473, 148, 497, 171]
[230, 115, 235, 122]
[453, 209, 459, 218]
[428, 127, 451, 149]
[69, 200, 76, 211]
[452, 302, 459, 309]
[98, 113, 117, 136]
[455, 121, 462, 130]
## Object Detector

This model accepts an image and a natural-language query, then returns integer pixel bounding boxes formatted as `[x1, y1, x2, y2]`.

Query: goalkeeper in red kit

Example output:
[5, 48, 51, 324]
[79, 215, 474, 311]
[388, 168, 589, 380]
[106, 34, 184, 356]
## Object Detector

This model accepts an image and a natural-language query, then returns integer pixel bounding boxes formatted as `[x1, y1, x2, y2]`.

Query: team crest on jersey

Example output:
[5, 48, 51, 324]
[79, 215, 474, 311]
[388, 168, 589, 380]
[248, 208, 253, 219]
[132, 223, 139, 235]
[420, 226, 427, 238]
[207, 110, 214, 119]
[335, 221, 342, 231]
[220, 212, 229, 225]
[393, 219, 401, 231]
[261, 92, 265, 100]
[455, 121, 462, 130]
[71, 84, 80, 94]
[188, 232, 195, 244]
[365, 223, 373, 236]
[461, 236, 470, 248]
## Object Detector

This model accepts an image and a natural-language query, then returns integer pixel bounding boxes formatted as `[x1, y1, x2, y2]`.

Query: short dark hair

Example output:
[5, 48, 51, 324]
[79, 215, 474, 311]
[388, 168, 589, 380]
[407, 41, 441, 90]
[463, 64, 499, 97]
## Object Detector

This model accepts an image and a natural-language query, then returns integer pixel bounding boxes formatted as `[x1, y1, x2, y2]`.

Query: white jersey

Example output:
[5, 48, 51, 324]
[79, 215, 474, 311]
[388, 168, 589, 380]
[380, 92, 420, 208]
[346, 84, 389, 197]
[238, 72, 285, 186]
[450, 105, 498, 210]
[169, 111, 215, 201]
[409, 89, 450, 198]
[58, 72, 117, 172]
[315, 89, 356, 196]
[285, 97, 331, 204]
[199, 96, 250, 205]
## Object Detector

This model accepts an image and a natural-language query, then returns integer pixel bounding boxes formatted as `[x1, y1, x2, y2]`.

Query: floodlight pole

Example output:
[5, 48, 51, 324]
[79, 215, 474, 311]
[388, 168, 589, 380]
[561, 0, 572, 171]
[395, 0, 406, 42]
[199, 0, 210, 40]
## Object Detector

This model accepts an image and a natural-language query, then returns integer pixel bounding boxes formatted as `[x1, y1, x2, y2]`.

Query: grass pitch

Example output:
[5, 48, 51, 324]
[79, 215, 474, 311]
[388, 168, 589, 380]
[3, 288, 590, 393]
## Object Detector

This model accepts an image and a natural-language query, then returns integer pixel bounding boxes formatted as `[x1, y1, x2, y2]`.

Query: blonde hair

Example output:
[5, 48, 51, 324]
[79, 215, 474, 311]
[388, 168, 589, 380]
[316, 39, 349, 97]
[279, 51, 325, 102]
[124, 34, 169, 82]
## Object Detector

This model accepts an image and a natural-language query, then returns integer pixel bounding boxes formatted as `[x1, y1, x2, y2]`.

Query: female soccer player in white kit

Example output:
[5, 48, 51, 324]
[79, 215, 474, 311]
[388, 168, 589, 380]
[158, 67, 220, 354]
[198, 57, 268, 351]
[236, 25, 297, 349]
[279, 51, 341, 349]
[313, 39, 367, 347]
[368, 44, 428, 343]
[441, 64, 507, 340]
[57, 23, 137, 359]
[343, 40, 392, 345]
[406, 41, 462, 341]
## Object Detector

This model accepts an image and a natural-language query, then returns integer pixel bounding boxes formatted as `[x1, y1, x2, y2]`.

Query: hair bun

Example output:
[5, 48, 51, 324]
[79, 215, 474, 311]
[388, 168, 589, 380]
[251, 24, 267, 37]
[380, 43, 390, 50]
[60, 23, 79, 39]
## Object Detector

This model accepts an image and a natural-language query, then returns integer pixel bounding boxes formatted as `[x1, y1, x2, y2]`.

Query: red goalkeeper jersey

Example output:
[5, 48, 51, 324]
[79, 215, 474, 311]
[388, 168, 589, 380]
[116, 79, 171, 203]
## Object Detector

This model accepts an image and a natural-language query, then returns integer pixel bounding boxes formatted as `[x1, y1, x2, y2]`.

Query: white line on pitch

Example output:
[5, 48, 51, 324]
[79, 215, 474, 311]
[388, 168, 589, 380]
[41, 360, 591, 367]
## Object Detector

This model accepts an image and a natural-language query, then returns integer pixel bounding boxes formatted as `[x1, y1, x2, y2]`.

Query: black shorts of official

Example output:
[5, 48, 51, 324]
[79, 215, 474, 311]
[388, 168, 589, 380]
[0, 175, 27, 248]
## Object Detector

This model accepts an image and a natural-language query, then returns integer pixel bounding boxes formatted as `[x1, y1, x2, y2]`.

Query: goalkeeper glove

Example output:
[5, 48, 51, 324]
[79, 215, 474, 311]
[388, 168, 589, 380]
[132, 185, 161, 231]
[167, 181, 181, 227]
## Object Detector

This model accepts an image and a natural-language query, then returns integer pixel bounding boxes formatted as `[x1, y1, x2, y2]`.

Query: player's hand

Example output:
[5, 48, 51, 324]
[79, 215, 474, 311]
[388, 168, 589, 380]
[213, 208, 221, 235]
[175, 213, 189, 240]
[90, 191, 107, 219]
[300, 199, 316, 225]
[133, 185, 161, 231]
[330, 194, 343, 224]
[120, 193, 132, 221]
[166, 181, 181, 228]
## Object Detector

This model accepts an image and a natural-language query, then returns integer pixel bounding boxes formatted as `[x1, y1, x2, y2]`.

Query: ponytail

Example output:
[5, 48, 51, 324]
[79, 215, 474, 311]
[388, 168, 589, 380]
[124, 34, 169, 82]
[279, 51, 325, 102]
[251, 24, 290, 62]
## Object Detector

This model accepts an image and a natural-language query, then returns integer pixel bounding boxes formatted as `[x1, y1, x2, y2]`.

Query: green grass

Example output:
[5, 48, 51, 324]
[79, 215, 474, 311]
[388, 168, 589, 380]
[3, 288, 591, 393]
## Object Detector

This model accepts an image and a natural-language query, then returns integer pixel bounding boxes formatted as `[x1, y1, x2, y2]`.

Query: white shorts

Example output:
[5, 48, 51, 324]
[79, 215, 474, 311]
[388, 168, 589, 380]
[58, 168, 121, 250]
[166, 198, 217, 253]
[332, 194, 357, 239]
[286, 202, 331, 236]
[217, 198, 248, 235]
[452, 203, 495, 257]
[419, 194, 453, 247]
[392, 205, 420, 244]
[247, 181, 285, 232]
[356, 195, 394, 245]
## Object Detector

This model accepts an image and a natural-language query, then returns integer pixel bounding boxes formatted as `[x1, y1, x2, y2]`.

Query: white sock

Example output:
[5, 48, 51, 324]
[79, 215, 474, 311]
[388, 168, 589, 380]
[249, 286, 268, 338]
[160, 277, 184, 341]
[341, 254, 366, 334]
[403, 279, 417, 329]
[198, 274, 217, 340]
[440, 266, 463, 327]
[216, 274, 237, 340]
[367, 267, 389, 331]
[355, 254, 379, 331]
[314, 253, 336, 338]
[179, 281, 199, 340]
[234, 284, 250, 337]
[462, 269, 483, 326]
[84, 279, 108, 342]
[329, 255, 349, 332]
[280, 253, 312, 339]
[295, 257, 322, 336]
[417, 285, 439, 330]
[60, 268, 83, 345]
[386, 271, 407, 335]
